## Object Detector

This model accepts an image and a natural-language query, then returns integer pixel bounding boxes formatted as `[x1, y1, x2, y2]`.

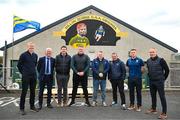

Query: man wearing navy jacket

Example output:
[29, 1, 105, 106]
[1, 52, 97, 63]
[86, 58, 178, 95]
[37, 48, 55, 110]
[108, 52, 126, 109]
[17, 42, 38, 115]
[92, 51, 109, 107]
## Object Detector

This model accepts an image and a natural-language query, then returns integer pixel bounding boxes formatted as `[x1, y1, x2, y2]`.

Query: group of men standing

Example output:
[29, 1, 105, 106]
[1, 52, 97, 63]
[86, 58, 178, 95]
[17, 42, 169, 119]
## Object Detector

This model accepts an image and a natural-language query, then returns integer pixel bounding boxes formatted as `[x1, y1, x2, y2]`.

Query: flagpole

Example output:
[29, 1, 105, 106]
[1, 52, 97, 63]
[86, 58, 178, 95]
[12, 15, 14, 84]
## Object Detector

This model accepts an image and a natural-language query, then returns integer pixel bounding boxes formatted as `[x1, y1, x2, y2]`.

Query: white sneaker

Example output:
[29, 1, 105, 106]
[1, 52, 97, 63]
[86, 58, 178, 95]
[121, 104, 126, 110]
[102, 102, 107, 107]
[92, 101, 97, 107]
[111, 101, 118, 106]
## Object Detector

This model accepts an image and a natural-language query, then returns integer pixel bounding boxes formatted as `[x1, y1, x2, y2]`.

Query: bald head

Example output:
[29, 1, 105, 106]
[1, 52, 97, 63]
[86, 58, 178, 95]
[27, 42, 35, 54]
[149, 48, 157, 58]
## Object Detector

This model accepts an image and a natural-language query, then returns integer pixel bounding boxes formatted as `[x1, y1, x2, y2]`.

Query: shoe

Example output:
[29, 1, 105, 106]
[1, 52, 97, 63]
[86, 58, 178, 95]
[128, 105, 135, 110]
[111, 101, 117, 106]
[145, 108, 158, 114]
[121, 104, 127, 110]
[102, 102, 107, 107]
[63, 101, 68, 107]
[136, 106, 142, 112]
[47, 104, 53, 108]
[68, 101, 75, 107]
[85, 101, 91, 107]
[38, 105, 42, 110]
[20, 109, 26, 115]
[92, 101, 97, 107]
[158, 113, 167, 119]
[30, 107, 39, 112]
[57, 101, 61, 107]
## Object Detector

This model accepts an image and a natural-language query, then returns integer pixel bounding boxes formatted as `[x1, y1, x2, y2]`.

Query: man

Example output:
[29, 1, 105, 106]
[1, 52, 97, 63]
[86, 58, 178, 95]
[108, 53, 126, 109]
[37, 48, 55, 110]
[126, 49, 144, 112]
[17, 42, 39, 115]
[69, 23, 90, 48]
[55, 46, 71, 107]
[92, 51, 109, 107]
[69, 46, 91, 106]
[146, 48, 169, 119]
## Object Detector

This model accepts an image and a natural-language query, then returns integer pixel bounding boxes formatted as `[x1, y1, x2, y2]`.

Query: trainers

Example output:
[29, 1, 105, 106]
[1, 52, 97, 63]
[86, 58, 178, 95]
[111, 101, 117, 106]
[136, 106, 142, 112]
[47, 104, 53, 108]
[158, 113, 167, 119]
[63, 101, 68, 107]
[145, 108, 158, 114]
[128, 105, 135, 110]
[121, 104, 127, 110]
[92, 101, 97, 107]
[85, 101, 91, 107]
[68, 101, 75, 107]
[20, 109, 26, 115]
[30, 107, 39, 112]
[102, 102, 107, 107]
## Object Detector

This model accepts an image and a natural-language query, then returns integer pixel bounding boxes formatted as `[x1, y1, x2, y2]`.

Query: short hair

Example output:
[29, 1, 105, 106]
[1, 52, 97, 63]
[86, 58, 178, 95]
[112, 52, 117, 55]
[98, 51, 103, 53]
[61, 46, 67, 49]
[46, 48, 52, 52]
[130, 48, 137, 52]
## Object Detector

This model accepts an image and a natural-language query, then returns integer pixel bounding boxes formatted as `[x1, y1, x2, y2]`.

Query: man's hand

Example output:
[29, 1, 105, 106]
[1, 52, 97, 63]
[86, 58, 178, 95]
[99, 73, 103, 78]
[77, 72, 84, 76]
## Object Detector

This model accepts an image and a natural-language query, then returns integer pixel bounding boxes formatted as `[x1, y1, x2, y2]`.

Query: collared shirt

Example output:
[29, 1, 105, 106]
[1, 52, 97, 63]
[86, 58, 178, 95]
[45, 56, 51, 75]
[126, 57, 144, 79]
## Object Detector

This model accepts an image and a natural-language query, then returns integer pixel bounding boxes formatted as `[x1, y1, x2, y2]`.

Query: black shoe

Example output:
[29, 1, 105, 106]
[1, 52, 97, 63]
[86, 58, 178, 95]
[47, 104, 53, 108]
[20, 109, 26, 115]
[30, 107, 39, 112]
[68, 101, 75, 107]
[86, 101, 91, 107]
[38, 105, 42, 110]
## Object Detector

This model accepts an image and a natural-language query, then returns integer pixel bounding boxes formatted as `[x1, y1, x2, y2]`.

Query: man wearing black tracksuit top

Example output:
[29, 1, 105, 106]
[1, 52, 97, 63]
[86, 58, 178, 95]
[108, 53, 126, 109]
[146, 48, 169, 119]
[69, 46, 91, 106]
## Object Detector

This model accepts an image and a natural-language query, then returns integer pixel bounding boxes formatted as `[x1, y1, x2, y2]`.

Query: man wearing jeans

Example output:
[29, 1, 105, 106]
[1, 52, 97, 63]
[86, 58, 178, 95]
[92, 51, 109, 107]
[126, 49, 144, 112]
[55, 46, 71, 107]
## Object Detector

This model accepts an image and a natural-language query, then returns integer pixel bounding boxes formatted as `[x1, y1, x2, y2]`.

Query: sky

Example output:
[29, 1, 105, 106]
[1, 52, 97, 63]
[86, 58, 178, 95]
[0, 0, 180, 56]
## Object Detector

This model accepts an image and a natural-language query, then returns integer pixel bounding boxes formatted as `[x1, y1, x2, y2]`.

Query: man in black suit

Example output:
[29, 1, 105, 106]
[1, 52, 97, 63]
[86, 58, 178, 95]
[17, 42, 39, 115]
[37, 48, 55, 110]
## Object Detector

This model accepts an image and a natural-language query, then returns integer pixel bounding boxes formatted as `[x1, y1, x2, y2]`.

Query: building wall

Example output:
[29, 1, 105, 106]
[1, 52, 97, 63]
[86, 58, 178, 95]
[4, 9, 175, 89]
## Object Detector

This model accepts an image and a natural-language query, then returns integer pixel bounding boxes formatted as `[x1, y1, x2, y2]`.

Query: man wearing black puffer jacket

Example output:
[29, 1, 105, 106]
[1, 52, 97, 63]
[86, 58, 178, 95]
[108, 52, 126, 109]
[55, 46, 71, 107]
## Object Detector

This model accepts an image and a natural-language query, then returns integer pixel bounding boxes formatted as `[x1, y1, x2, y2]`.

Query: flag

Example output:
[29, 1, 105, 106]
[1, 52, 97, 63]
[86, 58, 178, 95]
[13, 16, 40, 33]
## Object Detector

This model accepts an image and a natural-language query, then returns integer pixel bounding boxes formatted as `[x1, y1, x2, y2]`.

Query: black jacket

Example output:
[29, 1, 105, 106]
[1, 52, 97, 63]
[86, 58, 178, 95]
[55, 54, 71, 75]
[71, 53, 90, 75]
[17, 51, 38, 76]
[108, 59, 126, 80]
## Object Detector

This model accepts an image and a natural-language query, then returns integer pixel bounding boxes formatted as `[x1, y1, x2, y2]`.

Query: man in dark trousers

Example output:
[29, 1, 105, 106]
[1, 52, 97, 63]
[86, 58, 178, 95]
[92, 51, 109, 107]
[108, 52, 126, 109]
[37, 48, 55, 110]
[55, 46, 71, 107]
[69, 46, 91, 106]
[17, 42, 39, 115]
[126, 48, 144, 112]
[146, 48, 169, 119]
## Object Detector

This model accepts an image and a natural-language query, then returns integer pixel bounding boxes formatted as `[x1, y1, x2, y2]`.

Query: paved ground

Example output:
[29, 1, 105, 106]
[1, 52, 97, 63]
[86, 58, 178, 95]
[0, 91, 180, 120]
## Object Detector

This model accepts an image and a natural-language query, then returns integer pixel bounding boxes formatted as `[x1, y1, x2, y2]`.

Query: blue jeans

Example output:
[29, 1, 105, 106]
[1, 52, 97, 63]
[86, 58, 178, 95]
[93, 79, 106, 102]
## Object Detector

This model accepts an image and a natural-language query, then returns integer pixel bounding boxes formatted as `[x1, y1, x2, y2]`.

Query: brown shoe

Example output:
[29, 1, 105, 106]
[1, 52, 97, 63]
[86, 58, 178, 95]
[145, 108, 158, 114]
[63, 101, 68, 107]
[128, 105, 135, 110]
[158, 113, 167, 119]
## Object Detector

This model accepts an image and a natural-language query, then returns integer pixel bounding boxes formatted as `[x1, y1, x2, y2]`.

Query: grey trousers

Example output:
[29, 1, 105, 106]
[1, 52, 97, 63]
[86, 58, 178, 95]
[56, 74, 69, 103]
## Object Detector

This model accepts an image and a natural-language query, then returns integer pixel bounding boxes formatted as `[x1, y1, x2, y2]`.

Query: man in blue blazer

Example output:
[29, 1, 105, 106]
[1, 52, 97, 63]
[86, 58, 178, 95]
[37, 48, 55, 110]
